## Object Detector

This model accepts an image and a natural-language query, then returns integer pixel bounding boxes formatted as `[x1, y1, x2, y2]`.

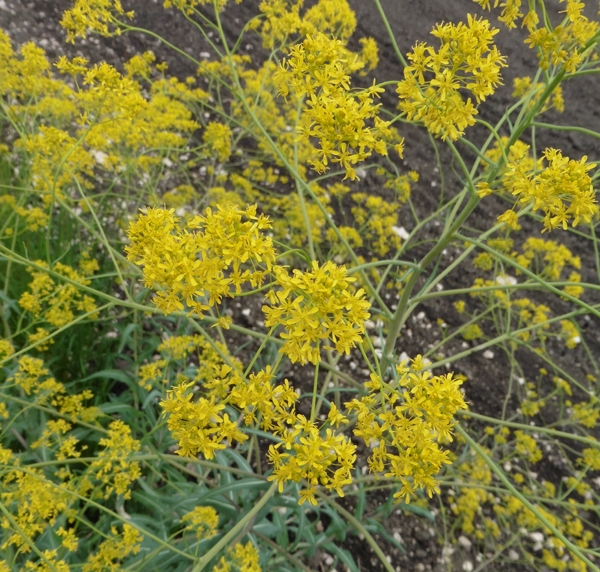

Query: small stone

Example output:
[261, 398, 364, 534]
[392, 225, 410, 240]
[483, 350, 494, 359]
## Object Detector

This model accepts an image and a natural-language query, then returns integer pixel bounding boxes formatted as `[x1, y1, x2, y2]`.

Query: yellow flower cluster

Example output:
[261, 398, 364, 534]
[214, 541, 262, 572]
[381, 169, 419, 204]
[164, 0, 242, 13]
[350, 192, 403, 257]
[8, 355, 100, 421]
[32, 419, 86, 461]
[159, 344, 358, 505]
[275, 32, 397, 180]
[0, 30, 202, 217]
[4, 202, 49, 233]
[256, 0, 358, 48]
[0, 31, 68, 102]
[161, 184, 198, 209]
[449, 453, 492, 535]
[18, 549, 71, 571]
[18, 125, 95, 203]
[180, 505, 219, 539]
[89, 420, 141, 499]
[161, 349, 358, 505]
[203, 122, 233, 162]
[469, 277, 556, 344]
[163, 361, 301, 460]
[55, 56, 202, 175]
[451, 438, 595, 565]
[138, 334, 235, 390]
[1, 467, 71, 552]
[397, 15, 506, 140]
[510, 237, 584, 299]
[268, 411, 356, 506]
[19, 260, 98, 330]
[504, 147, 597, 231]
[60, 0, 134, 42]
[472, 0, 524, 28]
[475, 0, 598, 72]
[516, 237, 581, 282]
[263, 261, 371, 365]
[0, 339, 13, 360]
[346, 355, 468, 502]
[161, 374, 249, 459]
[126, 204, 276, 316]
[514, 430, 542, 463]
[560, 320, 581, 348]
[525, 1, 598, 73]
[571, 398, 600, 428]
[82, 524, 143, 572]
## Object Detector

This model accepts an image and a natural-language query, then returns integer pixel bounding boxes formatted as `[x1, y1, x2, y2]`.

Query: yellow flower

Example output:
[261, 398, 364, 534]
[275, 33, 397, 180]
[397, 14, 506, 140]
[180, 506, 219, 539]
[60, 0, 134, 42]
[263, 261, 371, 365]
[83, 524, 143, 572]
[203, 122, 233, 161]
[126, 204, 276, 317]
[497, 209, 522, 230]
[505, 147, 597, 231]
[214, 541, 262, 572]
[90, 420, 141, 499]
[346, 356, 467, 502]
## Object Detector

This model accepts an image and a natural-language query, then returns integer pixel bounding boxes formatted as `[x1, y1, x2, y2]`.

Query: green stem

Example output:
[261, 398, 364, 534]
[310, 357, 320, 423]
[371, 0, 407, 67]
[532, 121, 600, 140]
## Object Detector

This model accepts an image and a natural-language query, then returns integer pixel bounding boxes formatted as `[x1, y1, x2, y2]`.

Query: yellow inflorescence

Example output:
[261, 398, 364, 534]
[257, 0, 357, 48]
[513, 76, 565, 114]
[214, 541, 262, 572]
[89, 420, 142, 499]
[180, 506, 220, 539]
[505, 147, 597, 231]
[203, 122, 234, 162]
[475, 0, 598, 72]
[397, 15, 506, 140]
[19, 260, 98, 329]
[126, 204, 276, 316]
[264, 261, 371, 365]
[82, 524, 143, 572]
[60, 0, 134, 42]
[346, 355, 468, 502]
[275, 32, 398, 180]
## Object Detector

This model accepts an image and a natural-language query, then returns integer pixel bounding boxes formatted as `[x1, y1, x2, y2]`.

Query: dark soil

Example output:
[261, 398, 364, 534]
[3, 1, 600, 571]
